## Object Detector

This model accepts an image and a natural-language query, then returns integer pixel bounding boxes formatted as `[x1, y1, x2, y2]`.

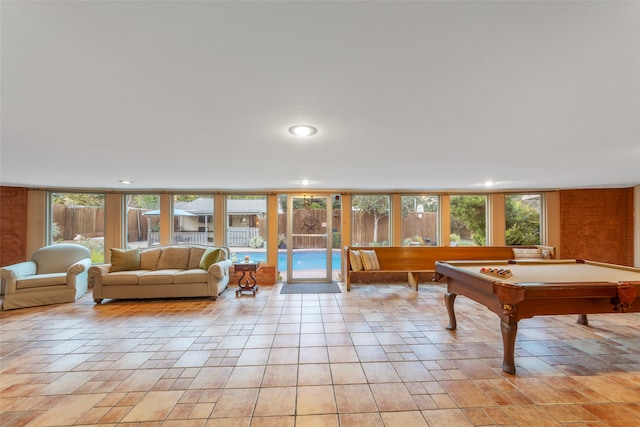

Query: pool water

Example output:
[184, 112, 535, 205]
[232, 250, 341, 271]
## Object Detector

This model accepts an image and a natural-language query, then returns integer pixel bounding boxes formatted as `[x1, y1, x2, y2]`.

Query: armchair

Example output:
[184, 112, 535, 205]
[1, 243, 92, 310]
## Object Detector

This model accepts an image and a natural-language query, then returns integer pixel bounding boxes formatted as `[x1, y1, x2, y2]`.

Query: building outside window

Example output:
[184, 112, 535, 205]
[50, 192, 105, 263]
[172, 194, 214, 244]
[401, 195, 438, 246]
[226, 195, 267, 262]
[351, 195, 390, 246]
[450, 195, 487, 246]
[125, 194, 160, 248]
[505, 194, 542, 245]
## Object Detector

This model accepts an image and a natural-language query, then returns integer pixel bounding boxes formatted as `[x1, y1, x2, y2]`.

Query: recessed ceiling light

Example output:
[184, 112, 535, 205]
[119, 179, 133, 185]
[289, 125, 318, 137]
[298, 179, 311, 185]
[482, 181, 496, 187]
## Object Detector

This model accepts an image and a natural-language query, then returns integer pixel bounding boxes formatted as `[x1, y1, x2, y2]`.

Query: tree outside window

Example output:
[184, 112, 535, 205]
[450, 195, 487, 246]
[50, 192, 105, 263]
[505, 194, 541, 245]
[351, 195, 390, 246]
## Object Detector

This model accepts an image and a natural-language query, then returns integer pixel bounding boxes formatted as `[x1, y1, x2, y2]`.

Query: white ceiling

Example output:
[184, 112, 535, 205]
[1, 1, 639, 192]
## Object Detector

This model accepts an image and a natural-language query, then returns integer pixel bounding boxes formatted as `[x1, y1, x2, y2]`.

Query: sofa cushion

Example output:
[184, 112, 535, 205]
[16, 273, 67, 289]
[110, 248, 141, 272]
[189, 247, 207, 269]
[102, 270, 148, 285]
[140, 248, 162, 270]
[360, 250, 381, 271]
[175, 269, 208, 284]
[139, 269, 183, 285]
[157, 247, 190, 270]
[199, 248, 222, 270]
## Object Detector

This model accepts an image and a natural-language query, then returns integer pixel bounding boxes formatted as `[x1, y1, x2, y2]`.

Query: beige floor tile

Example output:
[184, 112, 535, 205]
[298, 364, 332, 386]
[21, 393, 106, 427]
[380, 410, 429, 427]
[121, 390, 184, 422]
[261, 364, 298, 387]
[327, 346, 359, 363]
[334, 384, 378, 413]
[421, 408, 476, 427]
[249, 415, 295, 427]
[299, 346, 329, 364]
[267, 347, 299, 365]
[296, 385, 337, 415]
[339, 412, 384, 427]
[362, 362, 402, 383]
[225, 365, 266, 388]
[330, 362, 367, 384]
[210, 388, 259, 418]
[295, 414, 339, 426]
[205, 417, 251, 426]
[369, 383, 417, 412]
[236, 348, 271, 366]
[253, 386, 296, 416]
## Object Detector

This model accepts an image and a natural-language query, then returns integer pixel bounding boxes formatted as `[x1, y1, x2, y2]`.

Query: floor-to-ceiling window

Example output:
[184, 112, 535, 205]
[226, 195, 267, 262]
[401, 195, 439, 246]
[351, 194, 390, 246]
[172, 194, 214, 244]
[49, 192, 105, 262]
[505, 193, 542, 245]
[125, 194, 160, 248]
[450, 195, 487, 246]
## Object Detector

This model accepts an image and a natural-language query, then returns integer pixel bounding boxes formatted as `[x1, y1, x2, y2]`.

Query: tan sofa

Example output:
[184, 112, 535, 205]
[1, 243, 92, 310]
[89, 245, 232, 304]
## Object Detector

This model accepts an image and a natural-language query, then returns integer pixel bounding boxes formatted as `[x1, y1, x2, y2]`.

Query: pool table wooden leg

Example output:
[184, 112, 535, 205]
[577, 314, 589, 325]
[445, 292, 457, 330]
[500, 319, 518, 374]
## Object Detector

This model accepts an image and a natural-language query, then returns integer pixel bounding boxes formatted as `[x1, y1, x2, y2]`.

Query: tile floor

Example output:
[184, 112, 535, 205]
[1, 281, 640, 426]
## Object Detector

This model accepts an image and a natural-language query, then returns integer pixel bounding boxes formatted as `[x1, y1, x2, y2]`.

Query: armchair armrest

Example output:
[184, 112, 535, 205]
[68, 258, 91, 275]
[66, 258, 92, 290]
[0, 261, 37, 295]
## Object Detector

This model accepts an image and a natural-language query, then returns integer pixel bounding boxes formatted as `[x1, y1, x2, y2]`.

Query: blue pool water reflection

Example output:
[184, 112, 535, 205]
[232, 250, 341, 271]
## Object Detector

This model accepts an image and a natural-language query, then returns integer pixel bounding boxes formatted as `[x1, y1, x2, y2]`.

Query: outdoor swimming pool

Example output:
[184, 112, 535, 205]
[232, 250, 341, 271]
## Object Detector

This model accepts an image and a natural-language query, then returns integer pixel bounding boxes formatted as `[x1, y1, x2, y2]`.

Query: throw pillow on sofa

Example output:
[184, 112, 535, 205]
[157, 247, 190, 270]
[199, 247, 222, 270]
[110, 248, 141, 272]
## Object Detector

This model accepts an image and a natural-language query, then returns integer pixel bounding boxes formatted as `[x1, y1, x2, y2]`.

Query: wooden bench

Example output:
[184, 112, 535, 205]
[343, 245, 555, 291]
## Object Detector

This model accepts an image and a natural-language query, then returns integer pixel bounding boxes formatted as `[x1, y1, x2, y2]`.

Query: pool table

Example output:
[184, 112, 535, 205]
[434, 259, 640, 374]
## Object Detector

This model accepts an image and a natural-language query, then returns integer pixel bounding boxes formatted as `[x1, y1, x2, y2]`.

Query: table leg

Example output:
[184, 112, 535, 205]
[500, 318, 518, 374]
[576, 314, 589, 325]
[236, 269, 259, 296]
[445, 292, 457, 330]
[237, 271, 247, 288]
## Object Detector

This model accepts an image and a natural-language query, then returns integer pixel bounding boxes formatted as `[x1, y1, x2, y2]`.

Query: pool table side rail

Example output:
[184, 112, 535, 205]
[435, 260, 640, 319]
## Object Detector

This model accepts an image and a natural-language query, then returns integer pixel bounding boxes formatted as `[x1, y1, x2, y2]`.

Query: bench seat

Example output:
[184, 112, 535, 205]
[343, 245, 555, 291]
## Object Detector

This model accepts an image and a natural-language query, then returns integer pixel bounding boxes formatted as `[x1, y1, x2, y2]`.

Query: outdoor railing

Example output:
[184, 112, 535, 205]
[147, 228, 259, 247]
[227, 227, 259, 246]
[148, 232, 208, 246]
